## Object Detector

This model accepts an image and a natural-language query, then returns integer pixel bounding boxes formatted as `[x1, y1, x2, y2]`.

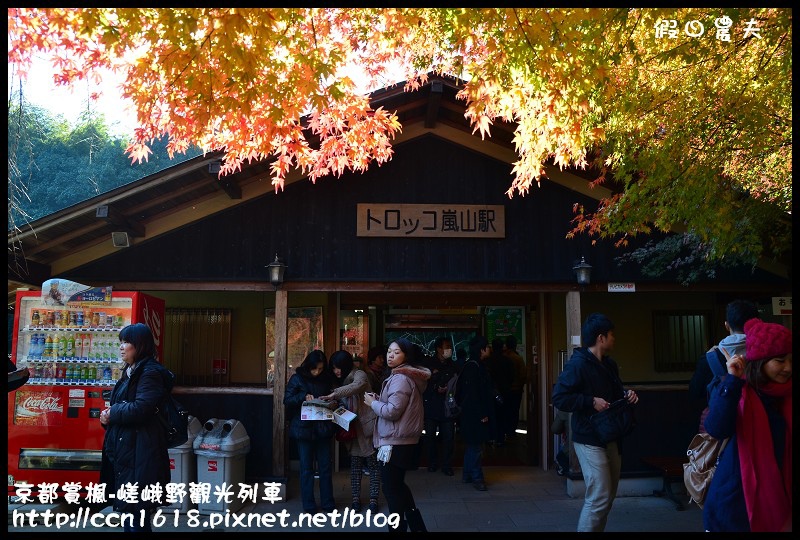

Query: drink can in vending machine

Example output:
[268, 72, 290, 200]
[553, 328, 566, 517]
[76, 310, 84, 328]
[54, 310, 63, 328]
[70, 311, 78, 327]
[56, 363, 66, 381]
[103, 364, 112, 382]
[91, 312, 100, 328]
[45, 310, 55, 327]
[115, 314, 125, 328]
[31, 309, 41, 327]
[62, 310, 71, 328]
[106, 314, 114, 328]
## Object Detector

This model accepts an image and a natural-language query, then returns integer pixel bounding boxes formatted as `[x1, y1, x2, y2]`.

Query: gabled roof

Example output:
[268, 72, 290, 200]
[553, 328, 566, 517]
[8, 73, 609, 302]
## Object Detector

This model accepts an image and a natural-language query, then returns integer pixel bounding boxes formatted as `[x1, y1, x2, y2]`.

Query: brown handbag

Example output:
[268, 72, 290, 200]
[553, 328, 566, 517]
[683, 432, 730, 508]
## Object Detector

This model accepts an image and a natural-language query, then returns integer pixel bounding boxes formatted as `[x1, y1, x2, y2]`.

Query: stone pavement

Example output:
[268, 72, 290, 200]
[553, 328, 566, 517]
[8, 465, 703, 533]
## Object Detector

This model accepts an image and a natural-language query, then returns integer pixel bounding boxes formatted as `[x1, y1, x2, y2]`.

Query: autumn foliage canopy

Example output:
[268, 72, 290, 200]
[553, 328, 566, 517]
[7, 8, 792, 267]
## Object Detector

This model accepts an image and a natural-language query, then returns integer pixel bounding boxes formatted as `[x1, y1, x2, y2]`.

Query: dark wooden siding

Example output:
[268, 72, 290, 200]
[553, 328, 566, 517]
[68, 135, 786, 286]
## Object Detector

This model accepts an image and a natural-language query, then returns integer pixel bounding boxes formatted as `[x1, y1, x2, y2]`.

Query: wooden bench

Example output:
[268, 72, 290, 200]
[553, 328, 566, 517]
[640, 456, 688, 511]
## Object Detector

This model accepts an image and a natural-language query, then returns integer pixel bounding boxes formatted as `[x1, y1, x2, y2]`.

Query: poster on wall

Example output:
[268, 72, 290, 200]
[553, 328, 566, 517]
[485, 306, 525, 357]
[265, 307, 324, 388]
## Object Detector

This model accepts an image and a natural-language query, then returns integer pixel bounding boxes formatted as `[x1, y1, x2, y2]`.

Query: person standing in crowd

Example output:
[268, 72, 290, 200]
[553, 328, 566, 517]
[353, 354, 365, 371]
[703, 318, 792, 532]
[488, 337, 513, 446]
[99, 323, 172, 532]
[364, 338, 431, 532]
[366, 345, 389, 392]
[322, 350, 381, 513]
[551, 313, 639, 532]
[689, 299, 760, 432]
[283, 350, 336, 514]
[458, 334, 494, 491]
[503, 335, 527, 440]
[422, 336, 458, 476]
[454, 346, 468, 373]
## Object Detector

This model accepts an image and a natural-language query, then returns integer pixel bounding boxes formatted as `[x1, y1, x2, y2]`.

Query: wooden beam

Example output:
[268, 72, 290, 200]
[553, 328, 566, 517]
[96, 204, 145, 237]
[217, 176, 242, 199]
[272, 289, 288, 477]
[424, 80, 443, 128]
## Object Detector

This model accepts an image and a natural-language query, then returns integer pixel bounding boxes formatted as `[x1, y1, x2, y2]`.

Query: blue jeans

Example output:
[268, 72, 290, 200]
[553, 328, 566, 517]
[573, 441, 622, 532]
[462, 442, 484, 483]
[297, 437, 335, 512]
[423, 418, 455, 469]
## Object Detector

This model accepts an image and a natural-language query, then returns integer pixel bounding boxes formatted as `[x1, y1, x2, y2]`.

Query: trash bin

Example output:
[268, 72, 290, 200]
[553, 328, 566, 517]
[166, 415, 202, 512]
[193, 418, 251, 514]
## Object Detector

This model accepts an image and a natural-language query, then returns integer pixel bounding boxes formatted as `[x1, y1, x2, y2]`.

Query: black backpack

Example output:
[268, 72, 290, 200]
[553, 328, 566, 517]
[156, 394, 190, 448]
[443, 372, 462, 419]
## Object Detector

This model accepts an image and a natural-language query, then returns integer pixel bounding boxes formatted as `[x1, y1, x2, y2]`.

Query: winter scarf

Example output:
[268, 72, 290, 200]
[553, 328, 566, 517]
[736, 378, 792, 532]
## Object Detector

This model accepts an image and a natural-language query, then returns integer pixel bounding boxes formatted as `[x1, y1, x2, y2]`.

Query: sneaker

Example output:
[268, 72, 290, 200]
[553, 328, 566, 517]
[442, 467, 454, 476]
[368, 500, 379, 513]
[473, 481, 488, 491]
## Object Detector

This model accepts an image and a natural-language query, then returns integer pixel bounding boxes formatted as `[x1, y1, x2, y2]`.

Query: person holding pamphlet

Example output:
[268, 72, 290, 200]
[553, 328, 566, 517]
[284, 350, 336, 514]
[322, 350, 381, 513]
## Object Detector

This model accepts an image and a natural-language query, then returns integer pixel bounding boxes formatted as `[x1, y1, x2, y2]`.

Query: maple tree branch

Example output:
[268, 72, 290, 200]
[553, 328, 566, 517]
[310, 11, 318, 49]
[511, 9, 535, 53]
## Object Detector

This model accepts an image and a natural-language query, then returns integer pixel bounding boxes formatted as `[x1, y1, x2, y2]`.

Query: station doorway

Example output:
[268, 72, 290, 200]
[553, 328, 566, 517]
[338, 291, 541, 467]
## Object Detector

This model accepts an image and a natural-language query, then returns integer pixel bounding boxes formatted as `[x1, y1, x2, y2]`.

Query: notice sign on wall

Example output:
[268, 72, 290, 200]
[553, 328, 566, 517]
[608, 282, 636, 293]
[772, 296, 792, 315]
[357, 204, 505, 238]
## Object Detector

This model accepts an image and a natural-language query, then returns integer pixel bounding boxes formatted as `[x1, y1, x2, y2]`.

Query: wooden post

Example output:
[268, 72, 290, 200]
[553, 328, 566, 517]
[565, 290, 582, 475]
[272, 289, 288, 477]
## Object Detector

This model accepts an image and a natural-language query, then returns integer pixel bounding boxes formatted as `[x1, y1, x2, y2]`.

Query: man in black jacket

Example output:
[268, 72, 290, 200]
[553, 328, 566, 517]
[552, 313, 639, 532]
[422, 336, 458, 476]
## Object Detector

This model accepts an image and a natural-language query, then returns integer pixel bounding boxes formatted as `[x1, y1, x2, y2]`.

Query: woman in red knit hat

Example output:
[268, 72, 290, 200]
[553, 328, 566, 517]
[703, 318, 792, 532]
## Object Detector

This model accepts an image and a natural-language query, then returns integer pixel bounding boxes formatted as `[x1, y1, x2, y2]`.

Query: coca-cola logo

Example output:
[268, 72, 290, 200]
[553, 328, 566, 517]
[21, 395, 63, 413]
[141, 298, 162, 347]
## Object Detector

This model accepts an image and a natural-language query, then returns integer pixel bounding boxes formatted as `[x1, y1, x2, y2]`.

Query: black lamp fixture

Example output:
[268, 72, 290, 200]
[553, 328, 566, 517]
[267, 254, 287, 290]
[573, 256, 592, 287]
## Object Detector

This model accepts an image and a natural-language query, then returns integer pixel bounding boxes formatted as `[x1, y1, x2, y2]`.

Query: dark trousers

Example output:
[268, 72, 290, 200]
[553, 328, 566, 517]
[381, 458, 425, 532]
[122, 509, 152, 532]
[463, 442, 484, 483]
[506, 390, 523, 437]
[297, 437, 335, 512]
[423, 418, 455, 469]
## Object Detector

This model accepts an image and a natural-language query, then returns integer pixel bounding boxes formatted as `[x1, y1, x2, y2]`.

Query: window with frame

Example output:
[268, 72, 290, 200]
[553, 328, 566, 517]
[652, 311, 711, 372]
[163, 308, 232, 386]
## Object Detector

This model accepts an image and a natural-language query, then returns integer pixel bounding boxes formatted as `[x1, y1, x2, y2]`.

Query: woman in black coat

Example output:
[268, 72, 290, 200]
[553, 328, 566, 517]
[457, 335, 494, 491]
[283, 350, 336, 513]
[99, 323, 173, 532]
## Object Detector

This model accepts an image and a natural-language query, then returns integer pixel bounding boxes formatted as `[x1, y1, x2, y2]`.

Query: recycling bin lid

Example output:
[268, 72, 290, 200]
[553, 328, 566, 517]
[194, 418, 250, 454]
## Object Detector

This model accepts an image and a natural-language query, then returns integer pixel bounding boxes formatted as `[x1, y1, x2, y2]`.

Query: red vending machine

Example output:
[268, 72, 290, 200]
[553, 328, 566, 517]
[7, 288, 165, 496]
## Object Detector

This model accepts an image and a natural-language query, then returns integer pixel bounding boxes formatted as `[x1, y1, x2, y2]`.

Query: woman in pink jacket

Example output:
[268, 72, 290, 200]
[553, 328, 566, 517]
[364, 338, 431, 532]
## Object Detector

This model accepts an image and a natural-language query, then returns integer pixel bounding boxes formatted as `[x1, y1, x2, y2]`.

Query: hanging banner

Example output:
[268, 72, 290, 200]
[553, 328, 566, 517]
[41, 278, 112, 307]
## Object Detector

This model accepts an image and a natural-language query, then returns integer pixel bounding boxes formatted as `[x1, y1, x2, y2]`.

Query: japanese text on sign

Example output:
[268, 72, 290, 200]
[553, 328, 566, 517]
[356, 204, 505, 238]
[771, 296, 792, 316]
